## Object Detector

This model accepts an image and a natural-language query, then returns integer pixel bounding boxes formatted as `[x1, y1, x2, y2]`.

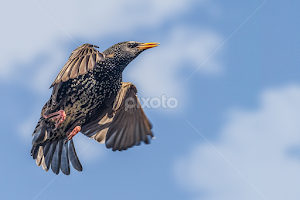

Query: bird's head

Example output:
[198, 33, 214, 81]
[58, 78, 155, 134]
[103, 41, 159, 69]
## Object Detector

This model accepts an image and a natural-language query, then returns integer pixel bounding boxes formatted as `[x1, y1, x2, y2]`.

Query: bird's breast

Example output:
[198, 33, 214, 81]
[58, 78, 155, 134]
[54, 70, 121, 133]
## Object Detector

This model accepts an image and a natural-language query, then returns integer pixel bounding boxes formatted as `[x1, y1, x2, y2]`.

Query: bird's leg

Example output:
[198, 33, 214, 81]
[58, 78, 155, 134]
[65, 126, 81, 143]
[43, 110, 66, 128]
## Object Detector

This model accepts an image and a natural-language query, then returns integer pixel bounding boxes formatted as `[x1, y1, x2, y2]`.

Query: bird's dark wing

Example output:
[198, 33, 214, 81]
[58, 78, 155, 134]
[81, 82, 154, 151]
[50, 43, 105, 88]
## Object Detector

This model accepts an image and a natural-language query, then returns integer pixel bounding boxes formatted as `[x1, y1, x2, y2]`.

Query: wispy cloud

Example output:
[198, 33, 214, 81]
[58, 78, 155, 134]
[3, 0, 224, 112]
[174, 84, 300, 200]
[0, 0, 207, 80]
[126, 27, 223, 104]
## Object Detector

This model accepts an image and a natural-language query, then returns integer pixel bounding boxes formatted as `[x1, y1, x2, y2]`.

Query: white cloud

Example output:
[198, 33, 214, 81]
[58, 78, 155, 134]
[174, 84, 300, 200]
[19, 113, 40, 143]
[0, 0, 203, 79]
[11, 0, 225, 149]
[126, 27, 223, 102]
[1, 0, 223, 96]
[28, 46, 68, 93]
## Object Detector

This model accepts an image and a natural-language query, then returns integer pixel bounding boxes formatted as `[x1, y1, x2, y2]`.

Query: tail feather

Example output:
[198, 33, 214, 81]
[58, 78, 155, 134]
[32, 127, 46, 145]
[31, 145, 39, 160]
[31, 120, 82, 175]
[69, 139, 83, 171]
[36, 146, 43, 167]
[44, 139, 58, 171]
[43, 140, 51, 158]
[51, 139, 63, 174]
[60, 142, 70, 175]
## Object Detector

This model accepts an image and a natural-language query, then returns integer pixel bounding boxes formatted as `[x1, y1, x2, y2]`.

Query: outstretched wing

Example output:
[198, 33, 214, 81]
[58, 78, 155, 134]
[81, 82, 154, 151]
[50, 43, 105, 88]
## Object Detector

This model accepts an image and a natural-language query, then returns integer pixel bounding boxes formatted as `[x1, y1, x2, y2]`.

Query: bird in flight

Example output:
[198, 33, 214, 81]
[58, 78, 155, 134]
[31, 41, 159, 175]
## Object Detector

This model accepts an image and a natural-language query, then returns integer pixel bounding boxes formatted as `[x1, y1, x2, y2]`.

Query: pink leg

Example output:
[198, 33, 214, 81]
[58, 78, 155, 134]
[65, 126, 81, 143]
[43, 110, 66, 128]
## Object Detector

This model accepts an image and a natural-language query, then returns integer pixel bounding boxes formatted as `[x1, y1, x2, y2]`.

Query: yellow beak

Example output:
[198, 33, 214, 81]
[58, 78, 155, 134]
[137, 42, 160, 50]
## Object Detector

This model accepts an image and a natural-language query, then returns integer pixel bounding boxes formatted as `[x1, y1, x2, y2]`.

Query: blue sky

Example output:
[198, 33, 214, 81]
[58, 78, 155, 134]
[1, 0, 300, 199]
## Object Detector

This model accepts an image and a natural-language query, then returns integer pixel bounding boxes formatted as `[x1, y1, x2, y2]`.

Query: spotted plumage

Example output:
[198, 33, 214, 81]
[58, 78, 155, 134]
[31, 41, 159, 175]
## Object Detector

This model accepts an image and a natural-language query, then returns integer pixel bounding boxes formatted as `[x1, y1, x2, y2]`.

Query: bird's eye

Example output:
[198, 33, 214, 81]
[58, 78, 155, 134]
[127, 43, 138, 48]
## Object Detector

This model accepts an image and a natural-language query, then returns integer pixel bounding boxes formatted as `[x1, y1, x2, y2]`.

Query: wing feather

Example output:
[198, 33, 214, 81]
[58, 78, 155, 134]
[79, 56, 88, 75]
[69, 56, 83, 79]
[81, 82, 154, 151]
[88, 54, 96, 70]
[51, 43, 105, 88]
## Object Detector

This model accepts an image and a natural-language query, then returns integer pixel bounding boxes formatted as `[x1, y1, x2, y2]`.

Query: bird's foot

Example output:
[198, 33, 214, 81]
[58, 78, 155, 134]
[65, 126, 81, 143]
[43, 110, 66, 128]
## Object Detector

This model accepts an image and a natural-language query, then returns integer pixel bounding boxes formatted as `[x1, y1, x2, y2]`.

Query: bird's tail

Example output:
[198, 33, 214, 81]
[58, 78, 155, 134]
[31, 118, 82, 175]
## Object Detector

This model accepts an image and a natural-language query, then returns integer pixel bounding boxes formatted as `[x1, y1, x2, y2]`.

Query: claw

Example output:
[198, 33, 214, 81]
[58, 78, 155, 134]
[43, 110, 66, 128]
[65, 126, 81, 143]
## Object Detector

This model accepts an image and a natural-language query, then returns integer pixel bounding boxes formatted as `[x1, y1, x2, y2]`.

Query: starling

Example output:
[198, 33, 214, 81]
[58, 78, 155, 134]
[31, 41, 159, 175]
